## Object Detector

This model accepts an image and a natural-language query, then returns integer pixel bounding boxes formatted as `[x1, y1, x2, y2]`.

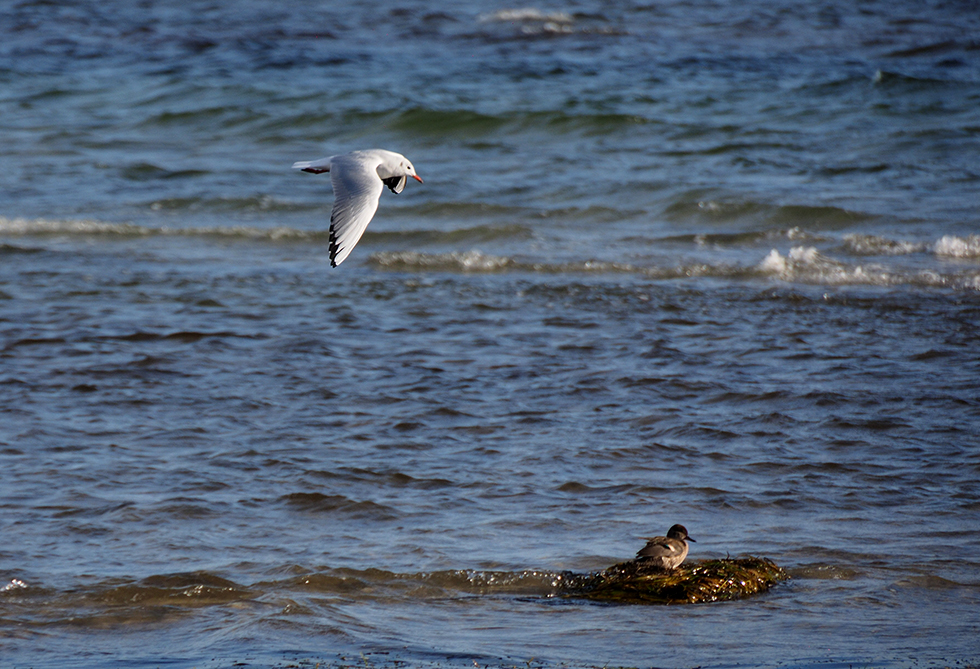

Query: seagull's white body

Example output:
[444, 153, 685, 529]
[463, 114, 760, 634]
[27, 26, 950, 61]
[292, 149, 422, 267]
[636, 524, 695, 570]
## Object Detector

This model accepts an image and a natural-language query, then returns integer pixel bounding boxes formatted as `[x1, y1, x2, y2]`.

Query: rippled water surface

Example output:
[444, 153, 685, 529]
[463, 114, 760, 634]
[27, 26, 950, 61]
[2, 1, 980, 668]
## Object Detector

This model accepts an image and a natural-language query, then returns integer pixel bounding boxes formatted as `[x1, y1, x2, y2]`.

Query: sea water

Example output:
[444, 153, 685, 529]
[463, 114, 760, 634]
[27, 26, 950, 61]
[2, 2, 979, 668]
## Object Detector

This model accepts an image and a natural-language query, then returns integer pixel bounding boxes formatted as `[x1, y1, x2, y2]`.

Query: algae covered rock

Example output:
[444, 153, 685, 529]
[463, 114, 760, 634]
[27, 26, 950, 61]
[560, 556, 788, 605]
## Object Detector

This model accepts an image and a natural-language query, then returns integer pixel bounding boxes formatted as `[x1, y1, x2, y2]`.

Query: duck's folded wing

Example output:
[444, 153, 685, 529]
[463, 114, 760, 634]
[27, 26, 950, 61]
[328, 160, 384, 267]
[636, 538, 673, 558]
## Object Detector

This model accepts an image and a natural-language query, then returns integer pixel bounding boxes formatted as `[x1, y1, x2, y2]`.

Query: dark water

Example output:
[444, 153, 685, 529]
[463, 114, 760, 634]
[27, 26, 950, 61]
[2, 2, 980, 668]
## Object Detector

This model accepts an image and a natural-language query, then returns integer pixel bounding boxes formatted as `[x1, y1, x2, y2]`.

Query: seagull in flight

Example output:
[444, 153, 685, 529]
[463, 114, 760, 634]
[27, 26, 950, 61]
[293, 149, 423, 267]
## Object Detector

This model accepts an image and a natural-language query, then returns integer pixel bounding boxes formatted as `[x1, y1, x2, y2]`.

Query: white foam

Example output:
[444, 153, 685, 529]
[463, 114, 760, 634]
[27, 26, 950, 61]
[758, 246, 894, 286]
[0, 215, 319, 241]
[479, 8, 574, 23]
[0, 579, 27, 592]
[371, 250, 514, 272]
[843, 234, 925, 256]
[934, 235, 980, 258]
[788, 246, 821, 264]
[477, 7, 575, 34]
[0, 216, 145, 235]
[758, 249, 788, 274]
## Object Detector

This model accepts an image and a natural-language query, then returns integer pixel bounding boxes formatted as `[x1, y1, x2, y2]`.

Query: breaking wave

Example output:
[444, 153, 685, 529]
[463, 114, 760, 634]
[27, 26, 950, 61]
[4, 216, 979, 289]
[843, 234, 980, 259]
[0, 215, 327, 240]
[370, 248, 980, 290]
[757, 246, 980, 289]
[934, 234, 980, 258]
[0, 216, 532, 245]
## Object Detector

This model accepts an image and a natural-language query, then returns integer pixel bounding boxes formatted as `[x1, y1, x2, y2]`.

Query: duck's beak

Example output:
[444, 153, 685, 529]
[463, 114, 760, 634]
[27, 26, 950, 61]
[412, 174, 424, 183]
[686, 536, 696, 542]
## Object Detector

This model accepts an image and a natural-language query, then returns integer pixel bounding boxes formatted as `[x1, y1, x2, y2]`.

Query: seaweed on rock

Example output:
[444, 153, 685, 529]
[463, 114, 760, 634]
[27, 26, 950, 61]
[557, 557, 788, 605]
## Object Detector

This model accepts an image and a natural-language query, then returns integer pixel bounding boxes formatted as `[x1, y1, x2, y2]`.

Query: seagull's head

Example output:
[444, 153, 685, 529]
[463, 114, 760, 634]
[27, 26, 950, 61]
[376, 150, 423, 193]
[401, 160, 423, 184]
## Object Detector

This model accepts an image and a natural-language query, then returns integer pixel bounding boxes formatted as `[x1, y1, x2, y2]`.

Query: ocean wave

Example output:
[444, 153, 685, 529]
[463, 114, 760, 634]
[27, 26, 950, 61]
[758, 247, 850, 278]
[841, 234, 928, 256]
[645, 226, 822, 248]
[662, 199, 874, 228]
[371, 250, 732, 279]
[1, 216, 148, 236]
[282, 567, 565, 599]
[145, 194, 304, 213]
[0, 216, 531, 247]
[934, 234, 980, 258]
[842, 234, 980, 259]
[387, 106, 652, 137]
[872, 69, 956, 87]
[478, 9, 574, 25]
[474, 7, 623, 38]
[0, 215, 325, 240]
[374, 223, 534, 246]
[5, 216, 979, 289]
[370, 247, 980, 290]
[134, 104, 269, 132]
[0, 572, 256, 627]
[120, 163, 209, 182]
[371, 250, 517, 272]
[280, 492, 399, 521]
[95, 572, 252, 607]
[478, 8, 572, 36]
[267, 104, 656, 139]
[758, 246, 980, 289]
[1, 567, 565, 624]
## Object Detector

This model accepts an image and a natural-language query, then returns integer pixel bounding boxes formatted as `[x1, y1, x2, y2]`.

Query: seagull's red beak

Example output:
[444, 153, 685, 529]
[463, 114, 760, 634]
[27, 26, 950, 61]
[412, 174, 424, 183]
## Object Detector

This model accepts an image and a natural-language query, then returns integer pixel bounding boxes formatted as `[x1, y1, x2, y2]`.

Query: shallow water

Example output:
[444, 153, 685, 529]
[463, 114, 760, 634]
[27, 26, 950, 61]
[2, 1, 980, 668]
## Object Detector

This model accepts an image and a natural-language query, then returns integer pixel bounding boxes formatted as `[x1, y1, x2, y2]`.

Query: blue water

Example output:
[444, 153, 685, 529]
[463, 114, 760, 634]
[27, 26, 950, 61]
[2, 2, 980, 668]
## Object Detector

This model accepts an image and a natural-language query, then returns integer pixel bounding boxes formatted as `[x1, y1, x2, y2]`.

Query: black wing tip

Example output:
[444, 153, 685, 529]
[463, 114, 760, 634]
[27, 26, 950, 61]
[329, 227, 341, 267]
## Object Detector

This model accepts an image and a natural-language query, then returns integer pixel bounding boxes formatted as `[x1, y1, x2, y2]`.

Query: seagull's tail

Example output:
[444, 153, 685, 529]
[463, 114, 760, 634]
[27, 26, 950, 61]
[292, 157, 332, 174]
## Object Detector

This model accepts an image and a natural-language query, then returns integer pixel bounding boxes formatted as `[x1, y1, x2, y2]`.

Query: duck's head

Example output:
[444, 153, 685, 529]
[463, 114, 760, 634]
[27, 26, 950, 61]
[667, 524, 695, 542]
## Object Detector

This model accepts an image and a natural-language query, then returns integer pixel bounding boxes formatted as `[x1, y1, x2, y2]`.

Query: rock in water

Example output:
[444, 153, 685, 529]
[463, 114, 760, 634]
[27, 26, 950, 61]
[557, 557, 788, 605]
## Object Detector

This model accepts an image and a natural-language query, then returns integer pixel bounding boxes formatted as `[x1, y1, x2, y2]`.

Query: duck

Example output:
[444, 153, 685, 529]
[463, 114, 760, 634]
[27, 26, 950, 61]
[635, 524, 695, 570]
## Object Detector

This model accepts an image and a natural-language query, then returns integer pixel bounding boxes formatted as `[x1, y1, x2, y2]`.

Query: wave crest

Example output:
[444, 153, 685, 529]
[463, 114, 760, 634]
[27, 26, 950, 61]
[842, 234, 927, 256]
[934, 235, 980, 258]
[370, 250, 515, 272]
[758, 246, 980, 289]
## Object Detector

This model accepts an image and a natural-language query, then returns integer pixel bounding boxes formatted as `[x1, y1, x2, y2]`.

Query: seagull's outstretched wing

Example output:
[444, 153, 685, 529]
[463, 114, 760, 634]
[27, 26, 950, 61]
[327, 155, 384, 267]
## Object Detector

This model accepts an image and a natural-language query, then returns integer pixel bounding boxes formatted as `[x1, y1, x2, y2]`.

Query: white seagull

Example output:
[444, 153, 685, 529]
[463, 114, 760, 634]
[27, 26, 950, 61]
[292, 149, 423, 267]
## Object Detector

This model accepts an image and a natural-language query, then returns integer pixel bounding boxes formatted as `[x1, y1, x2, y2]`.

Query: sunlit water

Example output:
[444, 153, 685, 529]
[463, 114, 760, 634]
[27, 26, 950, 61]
[2, 2, 979, 668]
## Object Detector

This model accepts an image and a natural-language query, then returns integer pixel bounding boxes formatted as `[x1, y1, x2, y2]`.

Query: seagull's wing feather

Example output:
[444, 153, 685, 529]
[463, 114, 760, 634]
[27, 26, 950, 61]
[328, 156, 384, 267]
